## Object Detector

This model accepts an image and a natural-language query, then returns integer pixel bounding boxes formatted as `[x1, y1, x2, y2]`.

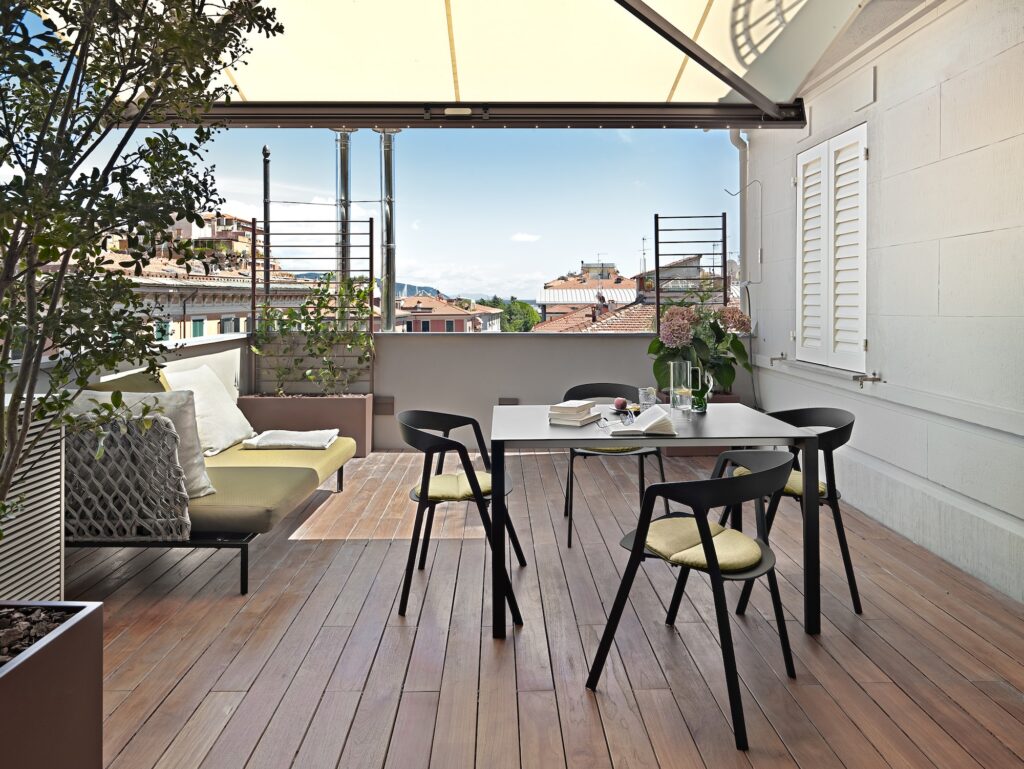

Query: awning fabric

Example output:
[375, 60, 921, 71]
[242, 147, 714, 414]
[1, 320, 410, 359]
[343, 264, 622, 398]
[223, 0, 862, 106]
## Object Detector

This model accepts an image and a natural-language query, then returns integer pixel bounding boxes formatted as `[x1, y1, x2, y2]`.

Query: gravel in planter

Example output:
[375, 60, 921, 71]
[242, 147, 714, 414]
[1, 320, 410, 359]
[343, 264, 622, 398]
[0, 607, 76, 666]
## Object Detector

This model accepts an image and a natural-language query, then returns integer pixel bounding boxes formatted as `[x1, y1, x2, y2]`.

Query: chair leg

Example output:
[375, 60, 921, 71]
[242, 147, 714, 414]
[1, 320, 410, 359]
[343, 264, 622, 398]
[399, 500, 429, 616]
[655, 451, 669, 514]
[829, 497, 863, 614]
[735, 578, 755, 616]
[564, 452, 575, 518]
[335, 466, 344, 493]
[239, 545, 248, 595]
[417, 504, 437, 570]
[637, 454, 645, 509]
[710, 570, 748, 751]
[474, 497, 525, 626]
[565, 452, 575, 548]
[587, 551, 643, 690]
[767, 570, 796, 678]
[504, 508, 528, 567]
[665, 567, 690, 624]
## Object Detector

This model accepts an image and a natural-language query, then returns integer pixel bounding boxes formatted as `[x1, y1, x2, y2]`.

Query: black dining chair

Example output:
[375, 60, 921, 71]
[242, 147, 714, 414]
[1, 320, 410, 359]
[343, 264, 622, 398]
[729, 407, 861, 615]
[396, 410, 526, 620]
[561, 383, 667, 548]
[586, 450, 796, 751]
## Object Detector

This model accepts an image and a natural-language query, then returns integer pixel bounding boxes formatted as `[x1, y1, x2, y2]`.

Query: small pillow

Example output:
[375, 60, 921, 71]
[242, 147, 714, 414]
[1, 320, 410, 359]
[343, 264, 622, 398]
[71, 389, 215, 499]
[164, 365, 255, 456]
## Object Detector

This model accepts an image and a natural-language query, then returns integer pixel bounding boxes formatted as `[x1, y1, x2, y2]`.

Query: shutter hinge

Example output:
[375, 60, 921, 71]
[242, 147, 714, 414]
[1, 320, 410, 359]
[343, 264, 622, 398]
[863, 147, 870, 161]
[863, 338, 869, 352]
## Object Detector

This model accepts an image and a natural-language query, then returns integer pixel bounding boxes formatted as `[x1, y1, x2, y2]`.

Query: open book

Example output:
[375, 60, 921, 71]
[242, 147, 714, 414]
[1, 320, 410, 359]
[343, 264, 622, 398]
[606, 404, 676, 436]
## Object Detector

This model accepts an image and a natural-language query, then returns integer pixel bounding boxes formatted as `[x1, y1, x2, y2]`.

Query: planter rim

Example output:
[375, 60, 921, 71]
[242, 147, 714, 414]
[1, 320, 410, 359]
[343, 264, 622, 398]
[0, 601, 102, 679]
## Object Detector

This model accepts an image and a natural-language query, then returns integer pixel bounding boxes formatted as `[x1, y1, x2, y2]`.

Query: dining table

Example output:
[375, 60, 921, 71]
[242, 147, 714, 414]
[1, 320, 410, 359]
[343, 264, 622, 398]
[487, 402, 822, 639]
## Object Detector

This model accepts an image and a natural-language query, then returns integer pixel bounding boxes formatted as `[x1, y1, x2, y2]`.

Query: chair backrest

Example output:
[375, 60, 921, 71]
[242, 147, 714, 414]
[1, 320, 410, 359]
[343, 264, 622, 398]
[647, 450, 794, 513]
[395, 409, 490, 469]
[767, 407, 854, 452]
[563, 382, 641, 402]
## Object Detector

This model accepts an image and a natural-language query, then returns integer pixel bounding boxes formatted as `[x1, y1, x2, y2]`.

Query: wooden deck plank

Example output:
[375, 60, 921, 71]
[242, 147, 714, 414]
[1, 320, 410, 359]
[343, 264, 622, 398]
[63, 450, 1024, 769]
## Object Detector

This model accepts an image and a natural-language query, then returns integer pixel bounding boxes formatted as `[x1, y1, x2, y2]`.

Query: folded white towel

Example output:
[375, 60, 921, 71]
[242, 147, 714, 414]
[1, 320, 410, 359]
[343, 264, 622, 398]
[242, 429, 339, 450]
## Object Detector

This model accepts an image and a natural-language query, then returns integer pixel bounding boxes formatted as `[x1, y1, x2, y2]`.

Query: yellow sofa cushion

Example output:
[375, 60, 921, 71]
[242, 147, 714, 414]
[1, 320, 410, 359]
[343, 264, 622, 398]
[417, 471, 492, 501]
[205, 438, 356, 486]
[732, 466, 827, 496]
[645, 517, 762, 572]
[87, 368, 169, 393]
[188, 466, 319, 534]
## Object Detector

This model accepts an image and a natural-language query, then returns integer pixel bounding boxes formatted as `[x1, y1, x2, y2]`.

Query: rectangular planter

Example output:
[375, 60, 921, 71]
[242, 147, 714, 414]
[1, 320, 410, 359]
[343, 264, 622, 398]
[238, 394, 373, 457]
[664, 393, 744, 457]
[0, 600, 103, 769]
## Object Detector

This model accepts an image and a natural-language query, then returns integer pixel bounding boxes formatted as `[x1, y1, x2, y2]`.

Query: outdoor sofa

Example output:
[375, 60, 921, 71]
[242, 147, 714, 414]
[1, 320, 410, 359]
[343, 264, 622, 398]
[64, 369, 355, 592]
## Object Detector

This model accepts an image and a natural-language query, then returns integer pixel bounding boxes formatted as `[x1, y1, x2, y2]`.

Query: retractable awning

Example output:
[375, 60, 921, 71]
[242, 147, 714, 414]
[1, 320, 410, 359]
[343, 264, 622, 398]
[207, 0, 863, 129]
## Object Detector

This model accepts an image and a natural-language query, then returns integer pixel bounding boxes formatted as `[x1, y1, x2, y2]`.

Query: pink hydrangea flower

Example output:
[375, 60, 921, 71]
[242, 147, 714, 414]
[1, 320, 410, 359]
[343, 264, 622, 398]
[659, 306, 697, 348]
[718, 305, 752, 334]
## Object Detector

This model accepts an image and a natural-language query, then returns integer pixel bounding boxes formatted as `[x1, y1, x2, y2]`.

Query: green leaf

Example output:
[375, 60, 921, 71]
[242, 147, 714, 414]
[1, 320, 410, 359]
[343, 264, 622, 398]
[647, 337, 663, 356]
[652, 357, 670, 391]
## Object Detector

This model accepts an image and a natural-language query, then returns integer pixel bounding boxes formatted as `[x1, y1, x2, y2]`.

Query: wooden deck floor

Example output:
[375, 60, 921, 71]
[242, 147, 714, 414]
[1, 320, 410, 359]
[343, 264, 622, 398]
[69, 451, 1024, 769]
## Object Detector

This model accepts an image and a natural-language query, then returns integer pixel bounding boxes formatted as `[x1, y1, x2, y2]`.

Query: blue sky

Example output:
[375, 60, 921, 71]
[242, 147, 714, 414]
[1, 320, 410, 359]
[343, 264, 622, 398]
[198, 127, 741, 299]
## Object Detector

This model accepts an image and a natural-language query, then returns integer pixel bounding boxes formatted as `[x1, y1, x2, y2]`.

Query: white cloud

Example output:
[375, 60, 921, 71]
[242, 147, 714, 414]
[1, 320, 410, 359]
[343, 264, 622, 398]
[616, 129, 634, 144]
[411, 219, 421, 230]
[510, 232, 541, 242]
[398, 257, 545, 300]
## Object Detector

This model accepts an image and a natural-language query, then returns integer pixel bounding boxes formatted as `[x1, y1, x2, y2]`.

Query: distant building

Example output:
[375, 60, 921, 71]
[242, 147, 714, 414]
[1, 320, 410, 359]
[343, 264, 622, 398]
[169, 212, 265, 260]
[536, 262, 637, 321]
[372, 294, 502, 333]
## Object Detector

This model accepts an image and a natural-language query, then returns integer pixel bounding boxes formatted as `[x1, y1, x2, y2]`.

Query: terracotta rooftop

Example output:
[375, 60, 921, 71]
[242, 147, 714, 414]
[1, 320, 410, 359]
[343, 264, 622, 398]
[532, 301, 656, 333]
[581, 301, 656, 333]
[530, 306, 598, 333]
[542, 274, 636, 291]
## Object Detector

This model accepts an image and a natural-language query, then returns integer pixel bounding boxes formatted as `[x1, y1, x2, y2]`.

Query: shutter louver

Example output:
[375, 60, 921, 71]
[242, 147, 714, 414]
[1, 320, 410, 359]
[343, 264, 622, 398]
[795, 142, 829, 365]
[829, 124, 867, 371]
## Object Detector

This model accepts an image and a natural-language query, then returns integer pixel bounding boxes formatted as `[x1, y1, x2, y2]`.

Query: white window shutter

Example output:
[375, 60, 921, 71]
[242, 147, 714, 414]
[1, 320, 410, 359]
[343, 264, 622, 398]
[795, 142, 829, 365]
[828, 124, 867, 372]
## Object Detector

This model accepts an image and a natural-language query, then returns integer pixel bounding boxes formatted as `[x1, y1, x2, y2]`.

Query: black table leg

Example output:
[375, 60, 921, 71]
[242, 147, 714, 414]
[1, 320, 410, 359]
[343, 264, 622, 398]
[800, 434, 820, 634]
[491, 439, 507, 639]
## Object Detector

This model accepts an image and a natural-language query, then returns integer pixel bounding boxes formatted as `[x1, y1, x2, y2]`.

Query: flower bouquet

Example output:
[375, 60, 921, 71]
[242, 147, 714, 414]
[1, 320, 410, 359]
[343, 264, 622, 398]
[648, 292, 752, 411]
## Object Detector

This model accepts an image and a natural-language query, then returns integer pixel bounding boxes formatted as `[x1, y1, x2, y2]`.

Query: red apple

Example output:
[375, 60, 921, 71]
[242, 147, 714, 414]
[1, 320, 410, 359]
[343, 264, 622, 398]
[613, 396, 628, 411]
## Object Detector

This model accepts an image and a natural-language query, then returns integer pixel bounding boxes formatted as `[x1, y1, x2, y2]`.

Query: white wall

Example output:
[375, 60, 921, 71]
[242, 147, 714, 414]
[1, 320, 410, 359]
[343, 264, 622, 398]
[744, 0, 1024, 598]
[372, 333, 658, 450]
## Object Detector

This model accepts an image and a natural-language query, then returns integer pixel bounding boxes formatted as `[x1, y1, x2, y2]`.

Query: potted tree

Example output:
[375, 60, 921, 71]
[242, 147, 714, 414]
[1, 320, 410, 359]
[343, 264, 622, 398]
[0, 3, 281, 765]
[240, 273, 375, 455]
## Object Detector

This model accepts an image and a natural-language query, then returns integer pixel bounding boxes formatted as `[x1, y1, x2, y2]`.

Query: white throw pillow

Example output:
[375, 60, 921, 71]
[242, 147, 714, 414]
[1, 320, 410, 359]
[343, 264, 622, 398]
[164, 365, 255, 456]
[71, 389, 215, 499]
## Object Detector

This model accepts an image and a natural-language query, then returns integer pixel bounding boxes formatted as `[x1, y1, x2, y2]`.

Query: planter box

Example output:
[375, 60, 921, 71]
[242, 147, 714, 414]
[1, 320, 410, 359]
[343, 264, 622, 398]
[664, 393, 743, 457]
[238, 394, 373, 457]
[0, 601, 103, 769]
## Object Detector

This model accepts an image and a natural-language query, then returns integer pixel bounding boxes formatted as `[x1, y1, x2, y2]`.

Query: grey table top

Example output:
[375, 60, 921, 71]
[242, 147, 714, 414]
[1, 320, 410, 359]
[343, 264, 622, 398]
[491, 403, 813, 449]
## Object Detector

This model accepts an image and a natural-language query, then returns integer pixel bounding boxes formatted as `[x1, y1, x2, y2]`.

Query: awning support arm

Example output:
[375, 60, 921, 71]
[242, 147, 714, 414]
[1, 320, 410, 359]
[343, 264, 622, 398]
[613, 0, 783, 119]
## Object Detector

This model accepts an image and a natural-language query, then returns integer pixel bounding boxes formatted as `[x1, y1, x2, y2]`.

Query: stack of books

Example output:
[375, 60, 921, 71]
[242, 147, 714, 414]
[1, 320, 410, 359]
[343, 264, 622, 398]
[548, 400, 600, 427]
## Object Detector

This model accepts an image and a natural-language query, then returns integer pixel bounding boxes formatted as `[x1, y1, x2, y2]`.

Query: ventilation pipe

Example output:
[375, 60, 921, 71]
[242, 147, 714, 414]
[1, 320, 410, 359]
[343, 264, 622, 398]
[375, 129, 399, 332]
[334, 129, 355, 283]
[729, 129, 748, 288]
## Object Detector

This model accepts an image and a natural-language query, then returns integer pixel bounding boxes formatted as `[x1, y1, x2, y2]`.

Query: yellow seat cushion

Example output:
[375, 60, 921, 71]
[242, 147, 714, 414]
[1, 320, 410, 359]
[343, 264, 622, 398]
[732, 466, 827, 497]
[205, 438, 356, 486]
[645, 517, 762, 572]
[188, 466, 318, 534]
[416, 471, 492, 501]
